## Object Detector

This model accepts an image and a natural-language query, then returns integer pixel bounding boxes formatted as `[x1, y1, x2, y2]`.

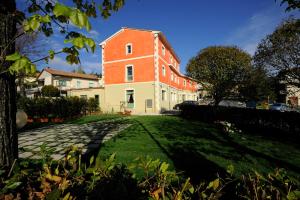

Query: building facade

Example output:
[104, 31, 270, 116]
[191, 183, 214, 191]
[100, 27, 198, 114]
[37, 67, 101, 90]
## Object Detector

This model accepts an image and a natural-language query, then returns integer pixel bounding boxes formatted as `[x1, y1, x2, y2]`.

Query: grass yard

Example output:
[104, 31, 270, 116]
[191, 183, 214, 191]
[66, 114, 123, 124]
[96, 115, 300, 183]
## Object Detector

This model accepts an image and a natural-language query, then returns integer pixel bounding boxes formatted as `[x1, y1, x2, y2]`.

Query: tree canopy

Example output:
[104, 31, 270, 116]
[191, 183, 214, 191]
[186, 46, 252, 105]
[254, 18, 300, 88]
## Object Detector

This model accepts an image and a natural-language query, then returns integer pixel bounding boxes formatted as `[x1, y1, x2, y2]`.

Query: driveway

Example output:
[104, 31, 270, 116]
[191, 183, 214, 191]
[18, 119, 131, 160]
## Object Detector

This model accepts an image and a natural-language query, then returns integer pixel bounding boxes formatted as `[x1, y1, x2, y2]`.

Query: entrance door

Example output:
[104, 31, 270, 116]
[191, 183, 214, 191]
[126, 90, 134, 108]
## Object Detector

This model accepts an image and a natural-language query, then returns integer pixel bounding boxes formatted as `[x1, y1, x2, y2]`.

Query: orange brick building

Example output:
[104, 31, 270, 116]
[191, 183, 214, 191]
[100, 27, 198, 113]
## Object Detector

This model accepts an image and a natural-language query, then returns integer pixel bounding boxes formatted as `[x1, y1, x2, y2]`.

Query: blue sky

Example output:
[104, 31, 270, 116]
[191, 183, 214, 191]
[17, 0, 299, 74]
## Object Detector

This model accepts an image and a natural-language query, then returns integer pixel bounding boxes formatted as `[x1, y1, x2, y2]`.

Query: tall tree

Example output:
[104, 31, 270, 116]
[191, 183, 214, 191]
[186, 46, 252, 105]
[0, 0, 124, 167]
[279, 0, 300, 11]
[254, 18, 300, 89]
[0, 0, 18, 168]
[239, 67, 275, 102]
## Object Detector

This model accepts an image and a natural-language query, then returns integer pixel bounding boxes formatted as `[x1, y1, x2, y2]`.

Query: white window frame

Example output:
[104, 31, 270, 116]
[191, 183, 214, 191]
[125, 64, 134, 82]
[89, 81, 94, 88]
[126, 43, 132, 55]
[162, 45, 165, 56]
[162, 65, 166, 76]
[171, 72, 174, 81]
[183, 80, 186, 87]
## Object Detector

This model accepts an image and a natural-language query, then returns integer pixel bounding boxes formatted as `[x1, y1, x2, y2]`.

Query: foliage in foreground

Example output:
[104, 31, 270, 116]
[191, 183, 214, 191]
[0, 145, 299, 200]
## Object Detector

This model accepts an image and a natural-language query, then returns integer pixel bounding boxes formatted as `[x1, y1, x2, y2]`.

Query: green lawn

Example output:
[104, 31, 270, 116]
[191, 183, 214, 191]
[66, 114, 123, 124]
[96, 115, 300, 183]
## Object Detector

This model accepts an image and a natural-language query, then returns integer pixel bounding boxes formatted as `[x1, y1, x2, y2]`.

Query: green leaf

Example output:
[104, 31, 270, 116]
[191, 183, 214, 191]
[7, 182, 22, 189]
[287, 190, 300, 200]
[160, 162, 169, 173]
[70, 10, 91, 31]
[89, 156, 94, 165]
[207, 178, 220, 190]
[23, 21, 31, 32]
[226, 164, 234, 176]
[85, 38, 96, 52]
[6, 52, 21, 61]
[30, 18, 40, 31]
[73, 37, 85, 48]
[41, 15, 51, 23]
[53, 3, 72, 17]
[48, 50, 55, 59]
[189, 186, 195, 194]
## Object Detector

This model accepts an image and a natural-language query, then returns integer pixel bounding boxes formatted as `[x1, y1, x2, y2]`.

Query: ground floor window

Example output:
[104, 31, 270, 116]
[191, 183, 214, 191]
[162, 90, 166, 101]
[126, 90, 134, 108]
[80, 95, 87, 100]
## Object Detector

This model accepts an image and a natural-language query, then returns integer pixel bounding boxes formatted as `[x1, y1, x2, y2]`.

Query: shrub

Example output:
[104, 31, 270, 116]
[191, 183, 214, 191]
[17, 97, 88, 119]
[0, 149, 299, 200]
[180, 105, 300, 135]
[87, 97, 99, 113]
[41, 85, 60, 97]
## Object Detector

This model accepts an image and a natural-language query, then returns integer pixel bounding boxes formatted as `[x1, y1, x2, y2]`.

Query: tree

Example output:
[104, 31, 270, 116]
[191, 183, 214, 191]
[41, 85, 60, 97]
[279, 0, 300, 11]
[239, 67, 275, 102]
[0, 0, 124, 167]
[254, 18, 300, 89]
[186, 46, 252, 105]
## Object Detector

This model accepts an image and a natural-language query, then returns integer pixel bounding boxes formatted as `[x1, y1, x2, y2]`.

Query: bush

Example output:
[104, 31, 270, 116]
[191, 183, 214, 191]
[87, 97, 99, 113]
[0, 148, 299, 200]
[41, 85, 60, 97]
[17, 97, 88, 119]
[180, 105, 300, 135]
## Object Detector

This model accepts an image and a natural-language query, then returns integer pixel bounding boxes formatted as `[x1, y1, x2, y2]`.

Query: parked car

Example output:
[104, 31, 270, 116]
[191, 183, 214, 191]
[269, 103, 291, 112]
[173, 101, 199, 110]
[218, 100, 246, 108]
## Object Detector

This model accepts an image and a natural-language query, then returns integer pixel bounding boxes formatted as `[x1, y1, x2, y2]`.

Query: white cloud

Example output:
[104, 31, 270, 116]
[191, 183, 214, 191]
[225, 5, 299, 55]
[89, 30, 100, 37]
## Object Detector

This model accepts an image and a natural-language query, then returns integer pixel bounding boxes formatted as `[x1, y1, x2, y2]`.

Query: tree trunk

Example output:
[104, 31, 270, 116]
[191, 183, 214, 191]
[0, 0, 17, 167]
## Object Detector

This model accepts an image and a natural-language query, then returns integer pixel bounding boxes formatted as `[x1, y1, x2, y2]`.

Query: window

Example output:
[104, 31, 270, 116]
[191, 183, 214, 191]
[171, 72, 174, 81]
[126, 65, 133, 81]
[183, 80, 186, 87]
[95, 95, 99, 104]
[89, 82, 94, 88]
[162, 65, 166, 76]
[162, 45, 165, 56]
[126, 90, 134, 108]
[126, 43, 132, 54]
[189, 80, 192, 87]
[162, 90, 166, 101]
[170, 56, 173, 63]
[76, 81, 81, 88]
[80, 95, 87, 99]
[59, 80, 66, 87]
[146, 99, 152, 108]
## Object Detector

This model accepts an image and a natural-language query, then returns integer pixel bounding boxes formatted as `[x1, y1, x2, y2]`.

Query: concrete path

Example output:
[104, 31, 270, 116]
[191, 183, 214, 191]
[18, 119, 131, 160]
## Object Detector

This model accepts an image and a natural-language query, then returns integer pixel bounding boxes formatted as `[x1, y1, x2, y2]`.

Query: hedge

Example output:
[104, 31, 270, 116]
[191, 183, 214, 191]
[17, 96, 92, 119]
[180, 105, 300, 135]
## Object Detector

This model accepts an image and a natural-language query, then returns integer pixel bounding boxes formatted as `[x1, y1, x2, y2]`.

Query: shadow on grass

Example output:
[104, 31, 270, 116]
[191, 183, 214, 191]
[135, 116, 300, 183]
[135, 119, 227, 183]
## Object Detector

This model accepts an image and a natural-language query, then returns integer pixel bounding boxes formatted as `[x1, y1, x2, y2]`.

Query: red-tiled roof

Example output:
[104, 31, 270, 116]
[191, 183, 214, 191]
[41, 67, 98, 80]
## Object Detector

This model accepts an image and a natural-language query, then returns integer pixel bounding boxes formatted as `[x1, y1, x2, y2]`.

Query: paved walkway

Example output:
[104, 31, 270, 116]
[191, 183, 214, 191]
[18, 120, 131, 160]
